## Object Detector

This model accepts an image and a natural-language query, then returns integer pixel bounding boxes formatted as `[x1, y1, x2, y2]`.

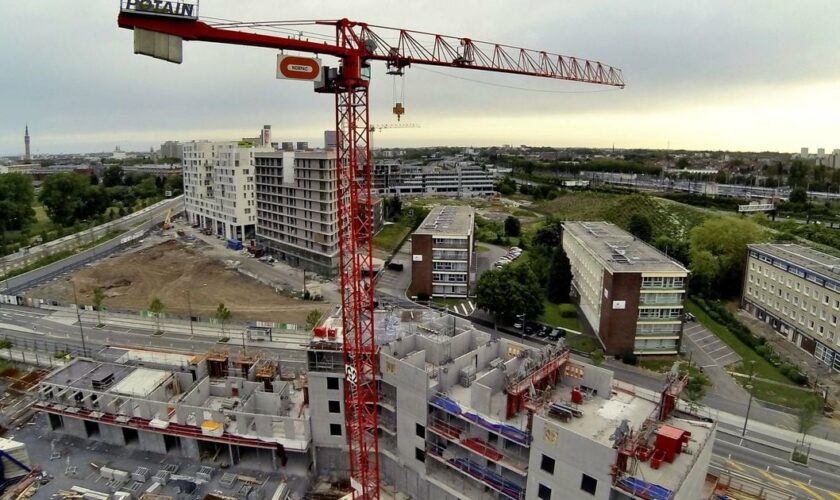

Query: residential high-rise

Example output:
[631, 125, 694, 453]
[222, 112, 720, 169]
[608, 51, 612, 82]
[254, 150, 340, 276]
[182, 140, 272, 240]
[324, 130, 336, 149]
[562, 221, 689, 356]
[410, 206, 475, 298]
[23, 124, 31, 162]
[261, 125, 272, 147]
[742, 243, 840, 372]
[159, 140, 183, 160]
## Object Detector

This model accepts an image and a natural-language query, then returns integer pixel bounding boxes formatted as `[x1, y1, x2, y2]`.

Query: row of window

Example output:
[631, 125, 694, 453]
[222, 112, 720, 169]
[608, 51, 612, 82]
[749, 269, 840, 309]
[641, 276, 685, 289]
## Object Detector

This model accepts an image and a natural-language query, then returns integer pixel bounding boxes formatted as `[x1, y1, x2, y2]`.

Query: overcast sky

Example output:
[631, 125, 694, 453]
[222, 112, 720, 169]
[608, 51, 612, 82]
[2, 1, 839, 155]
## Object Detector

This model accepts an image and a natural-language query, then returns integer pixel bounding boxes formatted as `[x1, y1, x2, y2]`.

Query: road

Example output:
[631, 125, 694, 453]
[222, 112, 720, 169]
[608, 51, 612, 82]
[0, 305, 309, 368]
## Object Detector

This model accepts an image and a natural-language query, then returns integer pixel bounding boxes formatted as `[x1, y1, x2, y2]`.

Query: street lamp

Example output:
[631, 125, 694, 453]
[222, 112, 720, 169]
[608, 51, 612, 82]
[741, 360, 757, 436]
[70, 280, 88, 358]
[741, 384, 754, 436]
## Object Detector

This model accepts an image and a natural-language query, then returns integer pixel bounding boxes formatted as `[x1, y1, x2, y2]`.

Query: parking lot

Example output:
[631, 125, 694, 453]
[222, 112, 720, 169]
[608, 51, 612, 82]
[682, 321, 741, 367]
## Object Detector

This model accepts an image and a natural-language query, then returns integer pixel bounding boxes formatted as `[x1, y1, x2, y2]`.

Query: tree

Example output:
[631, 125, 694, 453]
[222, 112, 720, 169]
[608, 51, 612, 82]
[306, 310, 322, 329]
[789, 186, 807, 204]
[628, 213, 653, 241]
[215, 302, 231, 339]
[0, 173, 36, 230]
[476, 262, 544, 325]
[103, 165, 124, 187]
[653, 235, 690, 265]
[39, 173, 92, 226]
[533, 218, 564, 248]
[149, 297, 164, 333]
[682, 368, 709, 413]
[797, 398, 821, 443]
[675, 157, 691, 169]
[495, 177, 517, 196]
[689, 217, 766, 298]
[590, 349, 605, 366]
[164, 174, 184, 195]
[92, 288, 105, 327]
[546, 245, 572, 303]
[504, 216, 521, 237]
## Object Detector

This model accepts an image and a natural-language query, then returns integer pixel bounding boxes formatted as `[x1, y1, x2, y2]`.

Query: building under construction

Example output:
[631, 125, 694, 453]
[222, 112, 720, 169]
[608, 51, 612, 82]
[33, 347, 311, 475]
[307, 308, 716, 500]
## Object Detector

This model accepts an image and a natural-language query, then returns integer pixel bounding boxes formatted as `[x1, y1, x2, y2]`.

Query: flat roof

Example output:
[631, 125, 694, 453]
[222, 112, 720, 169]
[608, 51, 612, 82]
[749, 243, 840, 279]
[110, 368, 172, 398]
[413, 206, 475, 237]
[542, 390, 714, 495]
[563, 221, 688, 274]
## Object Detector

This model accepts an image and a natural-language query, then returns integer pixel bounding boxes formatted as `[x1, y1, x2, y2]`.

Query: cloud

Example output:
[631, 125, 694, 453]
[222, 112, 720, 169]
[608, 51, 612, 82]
[1, 1, 839, 154]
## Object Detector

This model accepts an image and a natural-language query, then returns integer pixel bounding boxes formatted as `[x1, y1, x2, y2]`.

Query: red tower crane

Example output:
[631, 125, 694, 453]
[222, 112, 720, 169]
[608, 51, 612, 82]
[116, 4, 624, 498]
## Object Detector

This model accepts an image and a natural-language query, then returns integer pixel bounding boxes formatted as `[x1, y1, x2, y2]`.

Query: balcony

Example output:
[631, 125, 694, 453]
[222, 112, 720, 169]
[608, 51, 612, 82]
[427, 418, 528, 476]
[427, 444, 525, 500]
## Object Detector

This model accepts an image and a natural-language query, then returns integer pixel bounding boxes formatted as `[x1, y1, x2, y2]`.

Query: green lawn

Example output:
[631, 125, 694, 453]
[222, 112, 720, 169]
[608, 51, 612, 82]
[373, 222, 411, 252]
[745, 379, 823, 411]
[539, 300, 582, 331]
[566, 335, 598, 354]
[431, 297, 465, 308]
[639, 357, 682, 373]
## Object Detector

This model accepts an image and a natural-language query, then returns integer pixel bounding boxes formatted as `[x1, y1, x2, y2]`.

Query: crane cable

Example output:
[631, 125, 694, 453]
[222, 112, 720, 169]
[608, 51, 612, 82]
[415, 66, 625, 93]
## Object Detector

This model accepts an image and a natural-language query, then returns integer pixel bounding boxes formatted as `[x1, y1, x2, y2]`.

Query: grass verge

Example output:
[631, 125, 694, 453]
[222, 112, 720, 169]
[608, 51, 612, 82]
[566, 335, 598, 354]
[373, 222, 411, 253]
[539, 300, 582, 331]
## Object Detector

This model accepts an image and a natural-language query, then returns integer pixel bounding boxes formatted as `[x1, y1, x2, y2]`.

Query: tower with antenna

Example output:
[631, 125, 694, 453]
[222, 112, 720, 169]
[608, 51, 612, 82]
[24, 125, 31, 162]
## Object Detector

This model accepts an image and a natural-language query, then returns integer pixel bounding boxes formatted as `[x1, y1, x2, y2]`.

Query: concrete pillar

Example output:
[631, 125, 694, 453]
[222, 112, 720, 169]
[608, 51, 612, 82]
[46, 413, 63, 431]
[137, 430, 167, 454]
[99, 424, 126, 447]
[180, 437, 200, 460]
[63, 417, 87, 437]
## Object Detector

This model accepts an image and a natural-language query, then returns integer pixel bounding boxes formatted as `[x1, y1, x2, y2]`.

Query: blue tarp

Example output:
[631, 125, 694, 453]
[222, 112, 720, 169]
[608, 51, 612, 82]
[617, 476, 674, 500]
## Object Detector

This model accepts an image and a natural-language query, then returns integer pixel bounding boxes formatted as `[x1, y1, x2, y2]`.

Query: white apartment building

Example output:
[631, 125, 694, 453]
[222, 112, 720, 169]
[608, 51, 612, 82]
[182, 140, 272, 240]
[254, 150, 340, 277]
[563, 222, 689, 356]
[374, 161, 495, 197]
[742, 243, 840, 372]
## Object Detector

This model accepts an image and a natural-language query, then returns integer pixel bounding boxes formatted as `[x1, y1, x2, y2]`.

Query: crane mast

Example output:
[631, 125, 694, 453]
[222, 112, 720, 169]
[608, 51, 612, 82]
[116, 4, 623, 498]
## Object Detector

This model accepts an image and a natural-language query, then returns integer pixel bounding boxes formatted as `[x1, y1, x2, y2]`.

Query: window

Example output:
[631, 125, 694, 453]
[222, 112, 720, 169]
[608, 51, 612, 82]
[328, 400, 341, 413]
[327, 377, 339, 390]
[415, 447, 425, 462]
[416, 423, 425, 438]
[537, 484, 552, 500]
[540, 455, 555, 474]
[580, 474, 597, 495]
[329, 424, 342, 436]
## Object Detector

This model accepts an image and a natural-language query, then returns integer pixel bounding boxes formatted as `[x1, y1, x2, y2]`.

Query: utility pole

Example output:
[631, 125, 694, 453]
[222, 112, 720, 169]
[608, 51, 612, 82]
[71, 280, 88, 358]
[186, 289, 194, 338]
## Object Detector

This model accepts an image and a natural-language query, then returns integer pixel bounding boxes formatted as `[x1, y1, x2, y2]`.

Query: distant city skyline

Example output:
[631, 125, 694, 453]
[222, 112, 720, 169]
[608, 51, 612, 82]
[2, 1, 839, 155]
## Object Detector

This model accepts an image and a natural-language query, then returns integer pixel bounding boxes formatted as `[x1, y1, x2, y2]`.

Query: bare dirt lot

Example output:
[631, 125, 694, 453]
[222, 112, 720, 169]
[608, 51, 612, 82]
[26, 239, 328, 324]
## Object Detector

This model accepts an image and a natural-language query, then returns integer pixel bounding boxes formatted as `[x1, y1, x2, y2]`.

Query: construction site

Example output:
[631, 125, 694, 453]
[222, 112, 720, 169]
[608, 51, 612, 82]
[303, 307, 717, 500]
[2, 345, 308, 500]
[24, 236, 330, 325]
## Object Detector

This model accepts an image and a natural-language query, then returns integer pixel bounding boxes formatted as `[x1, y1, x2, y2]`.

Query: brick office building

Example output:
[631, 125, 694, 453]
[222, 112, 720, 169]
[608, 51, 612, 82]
[410, 206, 475, 298]
[562, 222, 689, 356]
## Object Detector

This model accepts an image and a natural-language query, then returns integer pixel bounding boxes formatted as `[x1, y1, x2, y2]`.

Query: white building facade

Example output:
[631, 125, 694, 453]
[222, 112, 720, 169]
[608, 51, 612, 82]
[182, 140, 272, 240]
[742, 243, 840, 372]
[254, 150, 340, 276]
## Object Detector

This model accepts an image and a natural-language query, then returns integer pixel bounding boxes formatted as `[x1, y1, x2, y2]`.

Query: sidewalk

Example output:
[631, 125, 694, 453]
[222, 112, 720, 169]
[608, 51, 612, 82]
[45, 309, 313, 346]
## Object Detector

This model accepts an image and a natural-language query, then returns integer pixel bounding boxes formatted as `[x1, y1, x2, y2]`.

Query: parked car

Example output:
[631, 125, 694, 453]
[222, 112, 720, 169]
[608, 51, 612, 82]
[548, 328, 565, 340]
[685, 312, 696, 322]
